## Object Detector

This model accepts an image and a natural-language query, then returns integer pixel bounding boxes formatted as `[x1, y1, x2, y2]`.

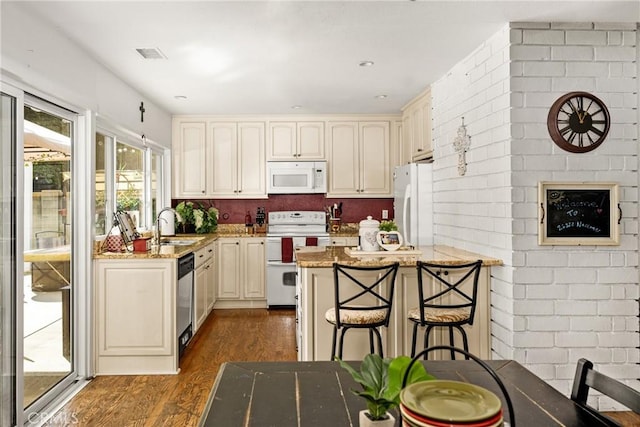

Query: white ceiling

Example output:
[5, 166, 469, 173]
[15, 1, 640, 116]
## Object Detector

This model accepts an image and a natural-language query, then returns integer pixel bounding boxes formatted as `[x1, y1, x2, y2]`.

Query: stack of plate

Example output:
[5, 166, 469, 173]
[399, 380, 503, 427]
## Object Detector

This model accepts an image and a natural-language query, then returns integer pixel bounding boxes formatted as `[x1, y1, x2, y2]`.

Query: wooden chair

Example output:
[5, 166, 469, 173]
[408, 260, 482, 359]
[325, 262, 399, 360]
[571, 358, 640, 427]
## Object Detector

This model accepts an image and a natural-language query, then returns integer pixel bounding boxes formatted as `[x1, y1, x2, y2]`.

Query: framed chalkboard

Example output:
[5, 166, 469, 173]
[538, 182, 620, 246]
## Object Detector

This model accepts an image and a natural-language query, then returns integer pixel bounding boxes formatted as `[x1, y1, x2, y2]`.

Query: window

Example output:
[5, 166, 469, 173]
[95, 130, 166, 235]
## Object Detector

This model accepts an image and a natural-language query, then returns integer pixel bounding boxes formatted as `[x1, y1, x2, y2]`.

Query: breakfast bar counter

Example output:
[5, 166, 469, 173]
[295, 245, 502, 361]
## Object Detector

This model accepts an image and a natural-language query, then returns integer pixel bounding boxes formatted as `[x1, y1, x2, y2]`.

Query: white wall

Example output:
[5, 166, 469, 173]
[0, 2, 171, 147]
[431, 22, 639, 409]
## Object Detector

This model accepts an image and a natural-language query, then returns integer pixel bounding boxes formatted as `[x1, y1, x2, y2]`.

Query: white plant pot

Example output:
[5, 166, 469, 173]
[359, 410, 395, 427]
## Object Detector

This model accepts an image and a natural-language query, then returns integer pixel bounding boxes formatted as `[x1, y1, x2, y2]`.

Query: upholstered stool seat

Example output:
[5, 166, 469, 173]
[407, 306, 471, 324]
[325, 306, 388, 325]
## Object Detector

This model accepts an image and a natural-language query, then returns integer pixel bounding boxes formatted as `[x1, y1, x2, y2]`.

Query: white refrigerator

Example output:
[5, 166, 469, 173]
[393, 163, 433, 247]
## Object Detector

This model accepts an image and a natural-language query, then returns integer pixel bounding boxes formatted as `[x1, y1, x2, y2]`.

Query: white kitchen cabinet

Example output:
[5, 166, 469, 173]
[215, 237, 266, 308]
[172, 120, 207, 197]
[209, 121, 266, 198]
[401, 88, 432, 162]
[94, 258, 178, 374]
[205, 244, 216, 313]
[329, 236, 359, 246]
[268, 121, 325, 160]
[193, 242, 216, 332]
[327, 121, 391, 197]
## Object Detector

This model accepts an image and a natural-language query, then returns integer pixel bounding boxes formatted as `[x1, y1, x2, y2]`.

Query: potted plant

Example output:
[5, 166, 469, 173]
[175, 201, 218, 234]
[337, 353, 434, 427]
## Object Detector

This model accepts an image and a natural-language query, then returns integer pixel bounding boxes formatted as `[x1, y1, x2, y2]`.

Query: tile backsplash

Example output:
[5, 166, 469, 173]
[173, 194, 394, 224]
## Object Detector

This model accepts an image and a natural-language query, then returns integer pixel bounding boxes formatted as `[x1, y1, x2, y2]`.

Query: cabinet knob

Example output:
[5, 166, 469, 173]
[235, 242, 239, 245]
[238, 190, 242, 193]
[417, 148, 423, 152]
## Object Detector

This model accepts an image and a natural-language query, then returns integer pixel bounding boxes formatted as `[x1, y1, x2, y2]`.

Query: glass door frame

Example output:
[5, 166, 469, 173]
[1, 83, 22, 427]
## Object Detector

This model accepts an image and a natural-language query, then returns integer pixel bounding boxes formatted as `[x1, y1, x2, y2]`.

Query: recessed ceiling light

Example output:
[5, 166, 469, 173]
[135, 48, 167, 60]
[174, 95, 187, 100]
[291, 105, 302, 109]
[359, 60, 374, 67]
[375, 95, 388, 99]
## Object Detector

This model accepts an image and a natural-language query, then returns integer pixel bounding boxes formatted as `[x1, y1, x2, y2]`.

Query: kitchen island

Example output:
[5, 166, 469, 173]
[294, 245, 501, 361]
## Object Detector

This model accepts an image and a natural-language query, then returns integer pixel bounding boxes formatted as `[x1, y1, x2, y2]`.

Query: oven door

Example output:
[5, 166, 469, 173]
[266, 261, 298, 307]
[266, 236, 329, 307]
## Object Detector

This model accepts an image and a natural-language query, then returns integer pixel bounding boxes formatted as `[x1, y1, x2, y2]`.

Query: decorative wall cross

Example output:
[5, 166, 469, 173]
[139, 102, 145, 122]
[452, 117, 471, 176]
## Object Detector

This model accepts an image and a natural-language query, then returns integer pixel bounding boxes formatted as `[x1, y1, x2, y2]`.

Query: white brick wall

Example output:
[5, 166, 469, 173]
[431, 22, 639, 410]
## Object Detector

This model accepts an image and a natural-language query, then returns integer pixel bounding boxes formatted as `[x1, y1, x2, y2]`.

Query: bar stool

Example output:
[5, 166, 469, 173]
[408, 260, 482, 360]
[325, 262, 399, 360]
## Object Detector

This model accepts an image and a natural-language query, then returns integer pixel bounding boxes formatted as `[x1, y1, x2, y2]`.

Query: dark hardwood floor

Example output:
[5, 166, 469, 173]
[45, 309, 297, 426]
[44, 308, 640, 426]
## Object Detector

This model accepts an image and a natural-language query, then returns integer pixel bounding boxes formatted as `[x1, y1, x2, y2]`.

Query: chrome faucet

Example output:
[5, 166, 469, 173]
[155, 207, 177, 244]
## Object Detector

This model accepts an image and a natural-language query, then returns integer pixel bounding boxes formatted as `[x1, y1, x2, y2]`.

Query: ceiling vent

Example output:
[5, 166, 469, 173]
[135, 48, 166, 60]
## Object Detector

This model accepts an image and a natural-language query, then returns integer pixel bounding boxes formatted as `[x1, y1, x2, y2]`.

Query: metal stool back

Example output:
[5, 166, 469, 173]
[410, 260, 482, 359]
[326, 262, 399, 360]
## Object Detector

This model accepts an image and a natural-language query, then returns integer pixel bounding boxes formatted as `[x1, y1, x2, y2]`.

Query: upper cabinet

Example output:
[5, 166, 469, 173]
[401, 88, 432, 164]
[172, 118, 266, 199]
[209, 121, 266, 198]
[267, 122, 325, 160]
[327, 121, 391, 198]
[173, 120, 207, 197]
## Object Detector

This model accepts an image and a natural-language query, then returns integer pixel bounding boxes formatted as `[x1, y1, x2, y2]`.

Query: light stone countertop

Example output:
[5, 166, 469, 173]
[93, 230, 267, 260]
[294, 245, 502, 268]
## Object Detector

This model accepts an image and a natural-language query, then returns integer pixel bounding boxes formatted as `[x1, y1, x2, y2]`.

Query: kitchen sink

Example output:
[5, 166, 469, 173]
[160, 238, 203, 246]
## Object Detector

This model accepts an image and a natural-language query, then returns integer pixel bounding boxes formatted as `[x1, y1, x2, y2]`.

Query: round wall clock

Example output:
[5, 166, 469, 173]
[547, 91, 610, 153]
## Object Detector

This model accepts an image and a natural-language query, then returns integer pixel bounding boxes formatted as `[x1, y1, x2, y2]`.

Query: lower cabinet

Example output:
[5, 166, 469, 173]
[215, 237, 266, 308]
[194, 243, 216, 332]
[94, 258, 178, 374]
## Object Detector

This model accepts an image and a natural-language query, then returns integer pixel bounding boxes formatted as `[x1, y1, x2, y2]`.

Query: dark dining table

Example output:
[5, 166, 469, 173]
[201, 360, 608, 427]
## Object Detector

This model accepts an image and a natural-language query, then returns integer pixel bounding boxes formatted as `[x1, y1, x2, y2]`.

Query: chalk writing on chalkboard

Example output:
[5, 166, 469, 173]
[538, 182, 619, 246]
[546, 189, 610, 238]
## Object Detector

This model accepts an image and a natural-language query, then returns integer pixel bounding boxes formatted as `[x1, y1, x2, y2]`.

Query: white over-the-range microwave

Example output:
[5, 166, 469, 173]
[267, 161, 327, 194]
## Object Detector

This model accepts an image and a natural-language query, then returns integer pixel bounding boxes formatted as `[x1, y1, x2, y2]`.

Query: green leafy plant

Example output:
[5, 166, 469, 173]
[379, 220, 398, 232]
[337, 353, 434, 421]
[176, 201, 218, 234]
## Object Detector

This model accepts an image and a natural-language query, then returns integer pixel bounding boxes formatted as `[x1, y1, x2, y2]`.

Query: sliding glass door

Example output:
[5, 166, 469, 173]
[1, 84, 85, 425]
[22, 98, 76, 411]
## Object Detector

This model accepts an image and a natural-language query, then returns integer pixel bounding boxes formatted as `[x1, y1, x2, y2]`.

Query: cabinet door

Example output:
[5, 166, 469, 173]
[268, 122, 296, 160]
[242, 238, 265, 299]
[95, 259, 174, 358]
[412, 93, 432, 160]
[194, 264, 207, 332]
[360, 121, 391, 195]
[205, 246, 216, 312]
[174, 121, 207, 197]
[209, 122, 238, 195]
[297, 122, 325, 159]
[217, 239, 241, 299]
[237, 122, 266, 197]
[327, 122, 359, 195]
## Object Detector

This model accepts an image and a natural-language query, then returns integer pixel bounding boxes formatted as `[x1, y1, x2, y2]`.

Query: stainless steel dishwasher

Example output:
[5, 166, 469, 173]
[177, 253, 194, 359]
